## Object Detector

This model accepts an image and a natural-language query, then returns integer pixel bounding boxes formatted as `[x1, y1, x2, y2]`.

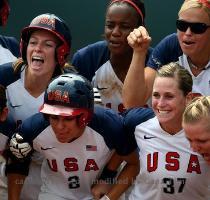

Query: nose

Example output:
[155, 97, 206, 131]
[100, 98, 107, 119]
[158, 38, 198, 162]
[56, 119, 65, 130]
[185, 27, 193, 35]
[112, 25, 121, 36]
[157, 97, 166, 107]
[34, 42, 42, 52]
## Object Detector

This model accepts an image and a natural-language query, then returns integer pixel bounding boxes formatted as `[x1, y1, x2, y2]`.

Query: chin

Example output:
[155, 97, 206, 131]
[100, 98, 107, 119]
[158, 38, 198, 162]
[56, 137, 69, 143]
[157, 115, 171, 122]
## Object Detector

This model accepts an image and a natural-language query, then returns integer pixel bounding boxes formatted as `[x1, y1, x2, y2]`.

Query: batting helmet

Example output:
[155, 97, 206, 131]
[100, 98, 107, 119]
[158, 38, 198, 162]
[20, 13, 72, 67]
[39, 73, 94, 126]
[0, 0, 10, 26]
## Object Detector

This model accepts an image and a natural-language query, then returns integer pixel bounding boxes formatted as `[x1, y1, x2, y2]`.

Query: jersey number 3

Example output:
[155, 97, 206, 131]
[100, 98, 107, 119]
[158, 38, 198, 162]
[163, 178, 186, 194]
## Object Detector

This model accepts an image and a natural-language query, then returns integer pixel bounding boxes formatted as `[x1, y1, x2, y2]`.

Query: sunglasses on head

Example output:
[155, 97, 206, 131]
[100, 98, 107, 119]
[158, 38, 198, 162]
[176, 19, 210, 34]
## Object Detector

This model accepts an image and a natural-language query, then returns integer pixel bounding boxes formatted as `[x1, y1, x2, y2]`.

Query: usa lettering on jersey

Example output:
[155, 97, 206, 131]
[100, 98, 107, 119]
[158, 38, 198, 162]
[47, 158, 99, 172]
[147, 152, 201, 174]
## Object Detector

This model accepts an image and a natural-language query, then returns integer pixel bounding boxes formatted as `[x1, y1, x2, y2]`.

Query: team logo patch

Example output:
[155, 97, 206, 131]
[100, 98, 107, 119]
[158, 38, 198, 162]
[86, 145, 97, 151]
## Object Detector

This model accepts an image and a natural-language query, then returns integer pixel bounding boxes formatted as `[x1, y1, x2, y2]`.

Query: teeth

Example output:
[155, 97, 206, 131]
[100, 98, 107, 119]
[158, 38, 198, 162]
[32, 56, 44, 63]
[158, 110, 169, 114]
[32, 56, 43, 60]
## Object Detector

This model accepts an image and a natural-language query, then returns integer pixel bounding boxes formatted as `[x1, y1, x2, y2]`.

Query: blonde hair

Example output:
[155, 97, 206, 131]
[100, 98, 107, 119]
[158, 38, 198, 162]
[183, 96, 210, 124]
[179, 0, 210, 19]
[156, 62, 192, 96]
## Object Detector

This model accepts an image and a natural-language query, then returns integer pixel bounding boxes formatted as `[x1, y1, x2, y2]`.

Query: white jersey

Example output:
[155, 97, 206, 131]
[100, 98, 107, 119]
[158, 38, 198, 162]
[129, 116, 210, 200]
[92, 60, 124, 113]
[178, 54, 210, 96]
[4, 66, 44, 200]
[37, 126, 111, 200]
[0, 45, 17, 65]
[6, 67, 44, 122]
[16, 107, 135, 200]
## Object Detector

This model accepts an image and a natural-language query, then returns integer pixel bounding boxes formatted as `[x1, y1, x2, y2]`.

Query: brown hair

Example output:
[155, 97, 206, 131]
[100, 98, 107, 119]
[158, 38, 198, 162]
[156, 62, 193, 96]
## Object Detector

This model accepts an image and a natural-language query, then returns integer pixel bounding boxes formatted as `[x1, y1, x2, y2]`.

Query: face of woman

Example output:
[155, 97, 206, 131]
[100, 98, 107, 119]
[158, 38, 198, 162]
[183, 118, 210, 165]
[26, 29, 59, 77]
[104, 3, 139, 56]
[177, 7, 210, 59]
[49, 115, 84, 143]
[152, 77, 188, 132]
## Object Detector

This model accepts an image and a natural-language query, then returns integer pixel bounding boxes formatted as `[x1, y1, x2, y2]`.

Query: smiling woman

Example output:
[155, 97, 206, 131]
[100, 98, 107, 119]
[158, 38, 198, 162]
[0, 13, 75, 200]
[124, 62, 210, 200]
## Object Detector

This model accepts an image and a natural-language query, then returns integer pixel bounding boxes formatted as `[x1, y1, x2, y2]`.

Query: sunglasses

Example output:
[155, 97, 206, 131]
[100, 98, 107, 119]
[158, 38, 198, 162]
[176, 19, 210, 34]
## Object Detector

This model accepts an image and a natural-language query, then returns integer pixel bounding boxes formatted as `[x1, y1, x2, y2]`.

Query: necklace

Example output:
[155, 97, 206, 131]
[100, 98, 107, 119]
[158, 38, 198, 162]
[190, 62, 200, 70]
[187, 57, 205, 71]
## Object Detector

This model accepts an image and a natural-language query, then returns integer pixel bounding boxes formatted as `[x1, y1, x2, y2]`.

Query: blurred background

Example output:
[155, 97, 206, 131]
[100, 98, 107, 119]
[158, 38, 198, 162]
[0, 0, 183, 58]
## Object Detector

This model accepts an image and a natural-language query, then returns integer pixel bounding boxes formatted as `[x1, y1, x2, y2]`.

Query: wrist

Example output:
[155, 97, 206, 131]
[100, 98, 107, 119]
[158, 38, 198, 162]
[99, 166, 117, 184]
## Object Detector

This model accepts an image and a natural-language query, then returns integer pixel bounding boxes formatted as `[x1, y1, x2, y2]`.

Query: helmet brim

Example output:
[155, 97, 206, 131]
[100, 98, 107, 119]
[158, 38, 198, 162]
[21, 26, 68, 46]
[39, 104, 81, 117]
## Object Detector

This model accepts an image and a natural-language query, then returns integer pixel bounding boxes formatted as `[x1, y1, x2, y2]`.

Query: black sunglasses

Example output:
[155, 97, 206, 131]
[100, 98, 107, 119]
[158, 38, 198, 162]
[176, 19, 210, 34]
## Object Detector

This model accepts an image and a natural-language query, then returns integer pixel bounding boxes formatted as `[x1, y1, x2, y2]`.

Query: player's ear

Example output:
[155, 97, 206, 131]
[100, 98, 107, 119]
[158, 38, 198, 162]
[77, 111, 92, 127]
[77, 113, 87, 127]
[0, 107, 8, 122]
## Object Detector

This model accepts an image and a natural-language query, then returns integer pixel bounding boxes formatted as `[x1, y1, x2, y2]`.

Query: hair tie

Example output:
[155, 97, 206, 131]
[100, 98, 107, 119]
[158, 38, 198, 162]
[110, 0, 144, 24]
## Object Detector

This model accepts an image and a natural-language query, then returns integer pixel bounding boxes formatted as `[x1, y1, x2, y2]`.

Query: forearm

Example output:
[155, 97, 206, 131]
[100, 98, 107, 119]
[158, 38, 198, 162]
[8, 173, 26, 200]
[106, 163, 139, 200]
[106, 151, 140, 200]
[123, 50, 148, 108]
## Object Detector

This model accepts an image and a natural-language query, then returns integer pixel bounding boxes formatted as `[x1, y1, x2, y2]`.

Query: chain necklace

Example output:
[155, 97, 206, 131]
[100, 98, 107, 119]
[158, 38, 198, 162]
[187, 57, 205, 71]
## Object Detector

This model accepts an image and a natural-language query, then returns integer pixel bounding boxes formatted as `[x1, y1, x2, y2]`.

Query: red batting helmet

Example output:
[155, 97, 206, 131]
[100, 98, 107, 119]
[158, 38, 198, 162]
[20, 13, 72, 67]
[39, 73, 94, 127]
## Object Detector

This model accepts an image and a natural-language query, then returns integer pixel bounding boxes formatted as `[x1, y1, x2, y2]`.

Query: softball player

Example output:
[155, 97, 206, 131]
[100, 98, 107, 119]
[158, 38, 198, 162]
[0, 13, 74, 200]
[72, 0, 152, 113]
[8, 73, 139, 200]
[126, 63, 210, 200]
